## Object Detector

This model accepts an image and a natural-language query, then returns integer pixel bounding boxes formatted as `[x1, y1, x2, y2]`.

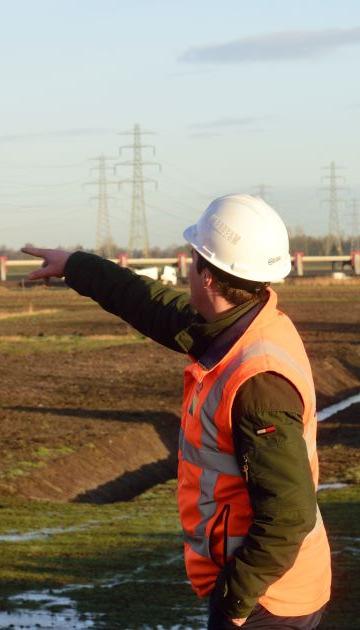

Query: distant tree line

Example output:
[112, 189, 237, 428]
[0, 235, 359, 260]
[287, 230, 359, 255]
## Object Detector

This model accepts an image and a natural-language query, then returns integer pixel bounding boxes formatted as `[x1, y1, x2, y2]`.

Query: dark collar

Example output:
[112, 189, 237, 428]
[174, 296, 266, 364]
[197, 300, 264, 369]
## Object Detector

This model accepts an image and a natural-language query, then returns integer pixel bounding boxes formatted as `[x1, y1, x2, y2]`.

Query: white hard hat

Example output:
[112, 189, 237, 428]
[183, 193, 291, 282]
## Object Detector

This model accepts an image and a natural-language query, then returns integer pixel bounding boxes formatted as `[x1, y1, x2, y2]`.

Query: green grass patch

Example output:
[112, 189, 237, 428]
[0, 448, 76, 482]
[3, 460, 45, 479]
[34, 447, 52, 459]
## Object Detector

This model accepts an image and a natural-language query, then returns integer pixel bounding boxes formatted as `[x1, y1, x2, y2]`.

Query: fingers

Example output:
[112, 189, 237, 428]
[21, 247, 70, 282]
[26, 259, 53, 281]
[22, 247, 50, 282]
[21, 246, 49, 258]
[26, 267, 53, 281]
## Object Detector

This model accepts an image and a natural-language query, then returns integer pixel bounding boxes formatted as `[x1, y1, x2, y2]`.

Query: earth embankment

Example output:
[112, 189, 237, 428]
[0, 282, 359, 502]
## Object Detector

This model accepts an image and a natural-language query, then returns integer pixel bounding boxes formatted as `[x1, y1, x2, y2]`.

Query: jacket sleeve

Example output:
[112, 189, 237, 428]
[64, 251, 196, 352]
[212, 373, 317, 619]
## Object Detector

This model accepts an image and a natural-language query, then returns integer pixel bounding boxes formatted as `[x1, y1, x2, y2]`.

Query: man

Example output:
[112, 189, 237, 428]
[23, 194, 331, 629]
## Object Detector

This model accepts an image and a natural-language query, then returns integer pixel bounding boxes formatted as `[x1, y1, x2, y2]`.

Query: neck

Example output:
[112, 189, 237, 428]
[201, 294, 239, 322]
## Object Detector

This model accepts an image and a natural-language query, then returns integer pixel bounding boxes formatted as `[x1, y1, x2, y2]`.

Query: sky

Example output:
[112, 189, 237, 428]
[0, 0, 359, 250]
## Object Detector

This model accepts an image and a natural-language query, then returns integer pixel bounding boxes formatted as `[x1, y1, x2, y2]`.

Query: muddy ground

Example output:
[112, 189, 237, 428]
[0, 281, 359, 503]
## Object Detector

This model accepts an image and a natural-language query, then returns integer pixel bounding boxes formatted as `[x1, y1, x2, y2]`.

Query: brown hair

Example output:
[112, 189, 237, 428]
[196, 253, 269, 305]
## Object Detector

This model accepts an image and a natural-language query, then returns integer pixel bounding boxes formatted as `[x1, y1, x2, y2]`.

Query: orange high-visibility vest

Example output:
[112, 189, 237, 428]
[178, 288, 331, 616]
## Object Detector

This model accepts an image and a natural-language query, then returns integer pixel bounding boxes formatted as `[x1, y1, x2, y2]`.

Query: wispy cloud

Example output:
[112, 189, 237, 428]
[189, 131, 222, 139]
[189, 117, 266, 139]
[168, 68, 216, 79]
[0, 129, 115, 143]
[190, 117, 260, 129]
[179, 27, 360, 64]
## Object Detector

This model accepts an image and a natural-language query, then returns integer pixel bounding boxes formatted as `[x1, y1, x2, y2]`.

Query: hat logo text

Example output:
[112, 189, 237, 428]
[210, 215, 241, 246]
[268, 256, 281, 265]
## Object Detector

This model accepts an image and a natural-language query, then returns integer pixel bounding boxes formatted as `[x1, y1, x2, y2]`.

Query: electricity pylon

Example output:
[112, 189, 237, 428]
[84, 154, 118, 258]
[321, 161, 346, 255]
[253, 184, 272, 203]
[116, 123, 161, 257]
[350, 199, 360, 251]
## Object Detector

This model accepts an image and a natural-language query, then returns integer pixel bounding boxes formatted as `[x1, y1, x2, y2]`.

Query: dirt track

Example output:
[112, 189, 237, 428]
[0, 282, 359, 502]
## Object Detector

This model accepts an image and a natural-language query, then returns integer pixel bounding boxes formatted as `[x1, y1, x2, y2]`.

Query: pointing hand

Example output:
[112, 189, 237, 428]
[21, 247, 72, 281]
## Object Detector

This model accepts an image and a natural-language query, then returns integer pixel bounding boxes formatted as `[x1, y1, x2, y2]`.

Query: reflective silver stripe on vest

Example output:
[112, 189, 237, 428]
[194, 468, 218, 542]
[200, 339, 315, 443]
[183, 532, 209, 557]
[179, 429, 242, 556]
[181, 337, 315, 560]
[242, 340, 316, 407]
[179, 429, 241, 476]
[179, 430, 220, 545]
[184, 531, 245, 558]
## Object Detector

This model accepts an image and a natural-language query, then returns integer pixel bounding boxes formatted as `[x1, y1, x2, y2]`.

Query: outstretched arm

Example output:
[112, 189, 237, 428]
[22, 248, 197, 352]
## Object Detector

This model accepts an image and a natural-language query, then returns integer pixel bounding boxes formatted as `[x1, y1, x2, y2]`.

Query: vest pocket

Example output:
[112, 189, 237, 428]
[208, 504, 231, 568]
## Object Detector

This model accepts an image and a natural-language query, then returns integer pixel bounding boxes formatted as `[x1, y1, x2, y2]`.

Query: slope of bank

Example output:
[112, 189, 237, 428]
[0, 283, 359, 502]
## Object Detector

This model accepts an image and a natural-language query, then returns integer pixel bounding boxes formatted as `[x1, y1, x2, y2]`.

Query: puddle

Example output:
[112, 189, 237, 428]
[317, 392, 360, 422]
[130, 609, 208, 630]
[318, 483, 348, 491]
[0, 590, 98, 629]
[342, 546, 360, 555]
[137, 619, 208, 630]
[98, 553, 185, 589]
[1, 584, 207, 630]
[332, 536, 360, 559]
[0, 552, 192, 629]
[0, 514, 130, 543]
[0, 524, 91, 543]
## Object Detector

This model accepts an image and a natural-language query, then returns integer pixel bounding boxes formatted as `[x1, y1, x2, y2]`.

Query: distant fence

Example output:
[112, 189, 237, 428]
[291, 252, 360, 277]
[1, 251, 360, 282]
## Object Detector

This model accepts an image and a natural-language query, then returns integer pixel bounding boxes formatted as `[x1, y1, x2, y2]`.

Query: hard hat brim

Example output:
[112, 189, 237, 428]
[183, 224, 197, 246]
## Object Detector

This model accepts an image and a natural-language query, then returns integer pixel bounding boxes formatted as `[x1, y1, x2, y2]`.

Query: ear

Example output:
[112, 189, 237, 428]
[202, 269, 213, 289]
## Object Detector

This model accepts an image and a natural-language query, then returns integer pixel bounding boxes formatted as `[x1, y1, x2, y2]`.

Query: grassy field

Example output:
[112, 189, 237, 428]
[0, 281, 359, 628]
[0, 482, 191, 629]
[0, 483, 358, 629]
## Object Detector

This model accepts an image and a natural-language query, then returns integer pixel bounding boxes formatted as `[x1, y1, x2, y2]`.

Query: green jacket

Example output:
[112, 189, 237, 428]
[65, 252, 317, 619]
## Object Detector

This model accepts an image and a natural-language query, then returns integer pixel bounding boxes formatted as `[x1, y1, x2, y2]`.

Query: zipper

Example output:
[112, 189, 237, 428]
[241, 454, 249, 483]
[208, 504, 230, 569]
[222, 504, 230, 566]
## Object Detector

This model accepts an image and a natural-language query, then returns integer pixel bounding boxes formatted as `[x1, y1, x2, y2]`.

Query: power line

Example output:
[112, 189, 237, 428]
[0, 161, 87, 169]
[161, 160, 214, 199]
[0, 181, 82, 191]
[116, 124, 160, 257]
[1, 207, 82, 233]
